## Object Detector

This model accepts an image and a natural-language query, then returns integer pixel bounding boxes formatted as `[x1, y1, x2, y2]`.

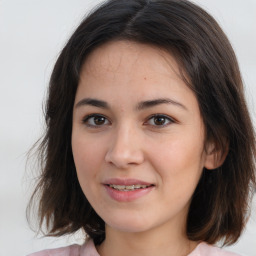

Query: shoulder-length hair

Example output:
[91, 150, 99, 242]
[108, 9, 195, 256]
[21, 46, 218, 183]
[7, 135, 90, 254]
[28, 0, 256, 246]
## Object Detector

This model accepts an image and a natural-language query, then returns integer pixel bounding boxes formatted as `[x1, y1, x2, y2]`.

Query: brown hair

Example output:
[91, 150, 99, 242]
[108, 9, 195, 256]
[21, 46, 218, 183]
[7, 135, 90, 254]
[28, 0, 256, 246]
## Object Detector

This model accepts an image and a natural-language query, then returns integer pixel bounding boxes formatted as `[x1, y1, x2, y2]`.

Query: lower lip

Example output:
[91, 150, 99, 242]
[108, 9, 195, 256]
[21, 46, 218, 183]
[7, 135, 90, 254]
[104, 185, 154, 202]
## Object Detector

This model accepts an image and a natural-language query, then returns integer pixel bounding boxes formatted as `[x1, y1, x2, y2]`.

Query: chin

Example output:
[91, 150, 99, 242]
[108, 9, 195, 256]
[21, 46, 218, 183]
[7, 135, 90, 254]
[103, 212, 154, 233]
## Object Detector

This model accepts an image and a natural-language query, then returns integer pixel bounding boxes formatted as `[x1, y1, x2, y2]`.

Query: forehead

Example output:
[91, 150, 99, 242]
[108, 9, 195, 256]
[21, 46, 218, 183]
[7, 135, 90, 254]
[81, 40, 182, 80]
[77, 40, 196, 109]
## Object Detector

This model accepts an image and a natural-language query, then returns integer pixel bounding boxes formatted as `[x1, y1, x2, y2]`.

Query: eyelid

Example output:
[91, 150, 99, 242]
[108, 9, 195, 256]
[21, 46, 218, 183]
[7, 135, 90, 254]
[144, 114, 176, 127]
[81, 113, 176, 128]
[82, 113, 111, 127]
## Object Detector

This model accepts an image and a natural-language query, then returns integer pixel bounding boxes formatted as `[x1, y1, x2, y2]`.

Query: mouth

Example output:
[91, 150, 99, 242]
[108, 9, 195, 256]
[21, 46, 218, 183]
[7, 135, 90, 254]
[103, 178, 155, 202]
[107, 184, 154, 191]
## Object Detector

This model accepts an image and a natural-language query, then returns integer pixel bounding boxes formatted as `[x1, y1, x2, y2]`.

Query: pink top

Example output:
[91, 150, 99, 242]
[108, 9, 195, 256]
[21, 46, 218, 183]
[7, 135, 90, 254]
[27, 240, 241, 256]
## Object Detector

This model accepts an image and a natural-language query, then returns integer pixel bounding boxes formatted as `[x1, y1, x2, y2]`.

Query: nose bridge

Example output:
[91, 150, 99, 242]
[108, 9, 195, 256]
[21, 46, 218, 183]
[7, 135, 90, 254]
[105, 121, 144, 168]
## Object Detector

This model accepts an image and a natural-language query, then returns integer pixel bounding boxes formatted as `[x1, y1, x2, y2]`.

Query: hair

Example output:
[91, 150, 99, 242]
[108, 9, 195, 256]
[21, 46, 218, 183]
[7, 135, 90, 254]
[28, 0, 256, 246]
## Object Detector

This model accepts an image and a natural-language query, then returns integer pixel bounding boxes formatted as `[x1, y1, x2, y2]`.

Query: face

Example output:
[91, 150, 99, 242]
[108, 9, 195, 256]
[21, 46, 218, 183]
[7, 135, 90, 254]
[72, 41, 212, 235]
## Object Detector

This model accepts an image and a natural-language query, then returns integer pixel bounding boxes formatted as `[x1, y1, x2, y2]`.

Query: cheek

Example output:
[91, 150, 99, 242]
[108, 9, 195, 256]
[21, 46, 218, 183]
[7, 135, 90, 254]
[148, 132, 205, 188]
[72, 134, 103, 188]
[151, 135, 204, 169]
[72, 129, 105, 165]
[154, 141, 204, 209]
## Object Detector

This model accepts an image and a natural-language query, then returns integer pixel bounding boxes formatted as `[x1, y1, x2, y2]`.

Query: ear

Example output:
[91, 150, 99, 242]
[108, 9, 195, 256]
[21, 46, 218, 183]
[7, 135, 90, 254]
[204, 140, 229, 170]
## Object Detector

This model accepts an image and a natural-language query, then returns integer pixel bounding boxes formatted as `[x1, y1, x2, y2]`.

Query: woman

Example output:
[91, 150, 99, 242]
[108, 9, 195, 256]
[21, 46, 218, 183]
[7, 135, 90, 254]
[27, 0, 256, 255]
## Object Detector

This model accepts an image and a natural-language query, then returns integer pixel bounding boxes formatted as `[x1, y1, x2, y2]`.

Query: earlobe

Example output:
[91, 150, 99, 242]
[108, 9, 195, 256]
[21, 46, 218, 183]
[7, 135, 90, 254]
[204, 141, 229, 170]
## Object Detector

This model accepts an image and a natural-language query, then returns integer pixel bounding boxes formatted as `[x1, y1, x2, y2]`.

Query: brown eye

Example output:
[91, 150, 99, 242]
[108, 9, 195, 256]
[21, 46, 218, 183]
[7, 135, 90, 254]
[83, 114, 110, 127]
[146, 114, 174, 127]
[154, 116, 166, 125]
[94, 116, 106, 125]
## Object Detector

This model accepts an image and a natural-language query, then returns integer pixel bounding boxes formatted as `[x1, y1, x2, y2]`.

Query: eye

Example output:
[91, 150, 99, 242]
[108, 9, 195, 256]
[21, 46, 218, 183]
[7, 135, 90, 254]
[146, 114, 174, 127]
[82, 114, 110, 127]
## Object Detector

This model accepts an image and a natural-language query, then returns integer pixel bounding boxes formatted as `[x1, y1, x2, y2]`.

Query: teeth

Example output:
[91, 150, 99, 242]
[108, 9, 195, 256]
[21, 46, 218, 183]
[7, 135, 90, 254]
[109, 184, 149, 191]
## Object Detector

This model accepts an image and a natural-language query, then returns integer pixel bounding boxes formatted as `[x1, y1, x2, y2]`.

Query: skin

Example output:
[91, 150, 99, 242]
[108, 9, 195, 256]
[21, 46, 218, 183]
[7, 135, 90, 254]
[72, 40, 217, 256]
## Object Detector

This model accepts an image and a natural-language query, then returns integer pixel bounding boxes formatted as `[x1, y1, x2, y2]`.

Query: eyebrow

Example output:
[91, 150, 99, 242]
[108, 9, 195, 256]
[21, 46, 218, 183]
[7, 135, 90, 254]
[75, 97, 187, 111]
[75, 98, 110, 109]
[135, 98, 187, 111]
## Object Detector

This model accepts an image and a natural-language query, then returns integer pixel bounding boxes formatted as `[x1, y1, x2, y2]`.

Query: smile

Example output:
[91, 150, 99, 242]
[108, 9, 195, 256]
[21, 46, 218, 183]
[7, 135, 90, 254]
[108, 184, 151, 191]
[103, 179, 155, 202]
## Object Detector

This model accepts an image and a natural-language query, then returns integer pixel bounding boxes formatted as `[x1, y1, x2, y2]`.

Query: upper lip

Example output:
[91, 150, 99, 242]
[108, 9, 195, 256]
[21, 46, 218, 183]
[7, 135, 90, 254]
[103, 178, 153, 186]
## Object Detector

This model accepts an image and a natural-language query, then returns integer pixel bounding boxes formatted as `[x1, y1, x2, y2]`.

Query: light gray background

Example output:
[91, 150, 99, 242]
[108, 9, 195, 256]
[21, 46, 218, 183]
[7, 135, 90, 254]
[0, 0, 255, 255]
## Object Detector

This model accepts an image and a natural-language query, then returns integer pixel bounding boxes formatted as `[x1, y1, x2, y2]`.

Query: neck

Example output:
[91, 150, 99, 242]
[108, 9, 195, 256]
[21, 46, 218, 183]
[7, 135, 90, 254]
[97, 223, 199, 256]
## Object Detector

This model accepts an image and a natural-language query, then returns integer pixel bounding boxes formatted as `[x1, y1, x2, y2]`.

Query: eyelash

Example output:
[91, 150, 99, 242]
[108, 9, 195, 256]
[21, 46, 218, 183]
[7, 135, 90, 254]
[82, 114, 175, 128]
[82, 114, 111, 128]
[146, 114, 175, 127]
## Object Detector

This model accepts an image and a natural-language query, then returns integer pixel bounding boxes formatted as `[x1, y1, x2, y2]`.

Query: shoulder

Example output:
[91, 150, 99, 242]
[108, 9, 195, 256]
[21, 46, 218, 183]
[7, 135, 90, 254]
[189, 242, 241, 256]
[27, 240, 99, 256]
[26, 244, 80, 256]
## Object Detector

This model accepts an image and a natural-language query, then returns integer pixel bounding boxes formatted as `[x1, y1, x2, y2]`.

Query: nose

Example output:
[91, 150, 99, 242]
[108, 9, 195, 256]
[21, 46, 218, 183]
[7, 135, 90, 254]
[105, 124, 144, 169]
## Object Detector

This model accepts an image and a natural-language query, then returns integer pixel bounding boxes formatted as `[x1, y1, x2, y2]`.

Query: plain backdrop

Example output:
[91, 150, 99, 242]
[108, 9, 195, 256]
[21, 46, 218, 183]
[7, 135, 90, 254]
[0, 0, 255, 255]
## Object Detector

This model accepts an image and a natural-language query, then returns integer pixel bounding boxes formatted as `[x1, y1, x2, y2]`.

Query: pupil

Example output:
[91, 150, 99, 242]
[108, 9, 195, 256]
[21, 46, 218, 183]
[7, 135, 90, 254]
[94, 116, 105, 125]
[154, 116, 165, 125]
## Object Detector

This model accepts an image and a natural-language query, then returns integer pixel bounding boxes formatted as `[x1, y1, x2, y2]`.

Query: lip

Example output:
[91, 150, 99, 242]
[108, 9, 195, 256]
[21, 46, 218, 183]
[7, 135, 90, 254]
[102, 178, 155, 202]
[103, 178, 153, 186]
